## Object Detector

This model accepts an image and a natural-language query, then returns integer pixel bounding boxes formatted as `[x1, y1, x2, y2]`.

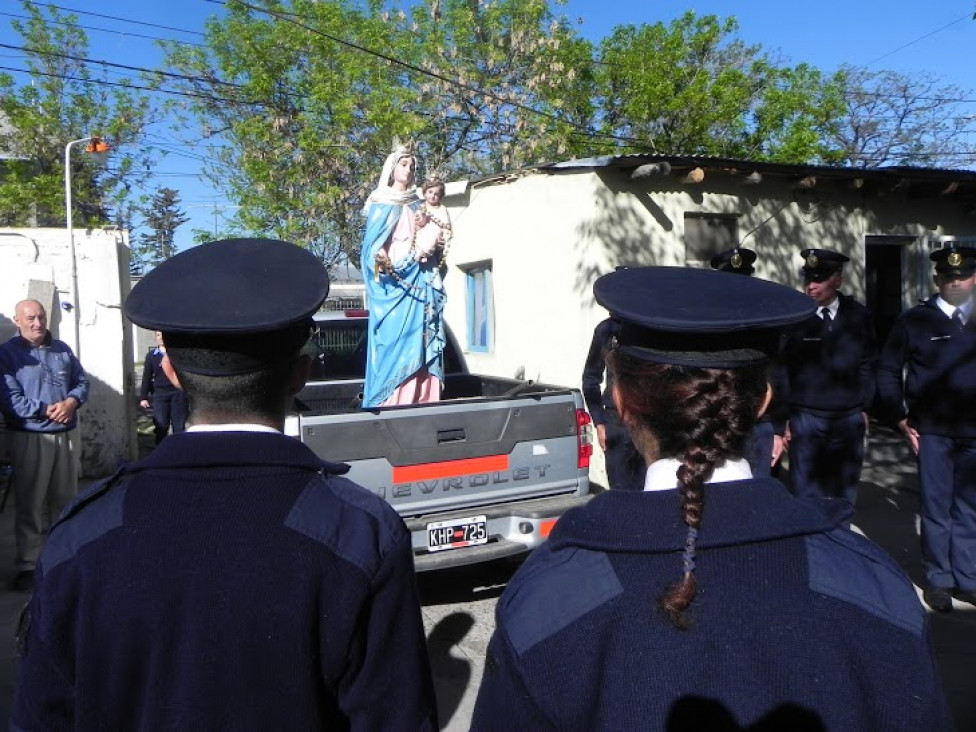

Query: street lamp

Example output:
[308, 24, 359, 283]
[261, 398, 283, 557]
[64, 135, 110, 360]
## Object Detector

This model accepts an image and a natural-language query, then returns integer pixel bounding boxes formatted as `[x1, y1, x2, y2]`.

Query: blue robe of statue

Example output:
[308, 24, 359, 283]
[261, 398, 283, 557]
[360, 199, 446, 408]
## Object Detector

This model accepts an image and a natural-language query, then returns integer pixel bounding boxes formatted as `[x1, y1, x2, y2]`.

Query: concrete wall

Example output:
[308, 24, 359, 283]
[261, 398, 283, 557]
[0, 227, 137, 477]
[441, 166, 976, 487]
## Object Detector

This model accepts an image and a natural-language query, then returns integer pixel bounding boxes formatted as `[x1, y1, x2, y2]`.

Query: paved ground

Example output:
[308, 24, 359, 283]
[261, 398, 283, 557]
[0, 424, 973, 729]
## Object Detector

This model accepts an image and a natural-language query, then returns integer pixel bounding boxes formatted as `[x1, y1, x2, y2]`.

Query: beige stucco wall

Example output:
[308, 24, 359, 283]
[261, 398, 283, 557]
[441, 166, 976, 488]
[0, 227, 138, 476]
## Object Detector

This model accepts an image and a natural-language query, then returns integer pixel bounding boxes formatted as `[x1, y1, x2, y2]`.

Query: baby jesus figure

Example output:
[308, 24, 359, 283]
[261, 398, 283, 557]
[413, 178, 452, 266]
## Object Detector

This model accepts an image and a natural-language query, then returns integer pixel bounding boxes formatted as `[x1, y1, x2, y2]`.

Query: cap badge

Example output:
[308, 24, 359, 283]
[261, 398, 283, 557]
[806, 254, 818, 268]
[731, 251, 743, 269]
[949, 251, 962, 267]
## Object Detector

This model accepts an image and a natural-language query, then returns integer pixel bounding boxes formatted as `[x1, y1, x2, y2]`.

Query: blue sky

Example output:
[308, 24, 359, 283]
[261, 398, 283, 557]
[2, 0, 974, 253]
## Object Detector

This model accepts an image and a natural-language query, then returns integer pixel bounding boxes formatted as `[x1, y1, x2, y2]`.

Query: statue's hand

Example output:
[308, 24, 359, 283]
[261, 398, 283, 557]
[375, 249, 392, 273]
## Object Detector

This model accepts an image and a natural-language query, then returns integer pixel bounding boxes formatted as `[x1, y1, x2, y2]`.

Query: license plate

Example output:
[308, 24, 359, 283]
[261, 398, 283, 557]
[427, 515, 488, 552]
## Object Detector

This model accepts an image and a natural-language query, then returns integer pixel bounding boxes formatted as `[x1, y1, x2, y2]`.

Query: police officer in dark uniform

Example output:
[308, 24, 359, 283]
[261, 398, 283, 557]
[710, 247, 785, 477]
[582, 316, 645, 490]
[13, 239, 438, 730]
[472, 267, 950, 730]
[778, 248, 877, 506]
[877, 243, 976, 613]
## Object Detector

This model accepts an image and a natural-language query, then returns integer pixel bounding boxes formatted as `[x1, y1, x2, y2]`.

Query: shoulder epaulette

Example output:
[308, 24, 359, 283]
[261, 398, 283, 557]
[49, 465, 130, 533]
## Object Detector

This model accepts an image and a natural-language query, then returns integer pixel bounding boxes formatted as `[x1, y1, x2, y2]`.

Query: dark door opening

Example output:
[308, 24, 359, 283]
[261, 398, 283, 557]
[865, 237, 911, 346]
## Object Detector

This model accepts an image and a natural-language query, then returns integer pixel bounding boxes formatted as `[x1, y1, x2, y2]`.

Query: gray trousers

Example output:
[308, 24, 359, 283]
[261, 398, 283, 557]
[9, 430, 78, 571]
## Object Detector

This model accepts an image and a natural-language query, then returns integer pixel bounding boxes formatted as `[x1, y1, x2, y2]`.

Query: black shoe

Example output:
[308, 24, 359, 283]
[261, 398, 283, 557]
[11, 570, 34, 593]
[923, 586, 953, 612]
[952, 589, 976, 607]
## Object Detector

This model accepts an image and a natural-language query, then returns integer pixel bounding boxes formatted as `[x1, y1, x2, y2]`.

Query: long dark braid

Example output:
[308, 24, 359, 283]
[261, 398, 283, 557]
[607, 351, 769, 629]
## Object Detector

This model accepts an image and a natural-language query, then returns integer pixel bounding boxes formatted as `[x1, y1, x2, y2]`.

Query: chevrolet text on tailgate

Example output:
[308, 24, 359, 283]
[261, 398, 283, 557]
[288, 311, 593, 570]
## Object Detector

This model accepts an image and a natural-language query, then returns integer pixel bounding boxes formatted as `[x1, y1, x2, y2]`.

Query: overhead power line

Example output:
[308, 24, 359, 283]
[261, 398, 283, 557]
[0, 10, 205, 50]
[19, 0, 206, 37]
[860, 13, 973, 69]
[201, 0, 649, 150]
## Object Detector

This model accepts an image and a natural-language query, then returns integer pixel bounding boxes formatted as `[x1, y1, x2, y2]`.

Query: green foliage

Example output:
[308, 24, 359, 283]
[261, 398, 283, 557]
[162, 0, 597, 265]
[0, 1, 152, 227]
[134, 187, 190, 271]
[595, 12, 843, 162]
[155, 2, 970, 265]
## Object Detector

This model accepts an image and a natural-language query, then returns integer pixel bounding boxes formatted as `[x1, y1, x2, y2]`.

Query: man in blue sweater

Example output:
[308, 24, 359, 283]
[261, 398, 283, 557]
[0, 299, 89, 593]
[13, 239, 438, 730]
[877, 243, 976, 613]
[777, 249, 877, 507]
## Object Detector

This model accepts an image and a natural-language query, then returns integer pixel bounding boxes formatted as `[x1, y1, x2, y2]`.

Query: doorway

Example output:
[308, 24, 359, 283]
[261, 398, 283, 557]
[865, 235, 914, 346]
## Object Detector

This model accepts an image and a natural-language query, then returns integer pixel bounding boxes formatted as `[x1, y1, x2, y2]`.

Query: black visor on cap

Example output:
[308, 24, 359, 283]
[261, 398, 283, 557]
[593, 266, 814, 368]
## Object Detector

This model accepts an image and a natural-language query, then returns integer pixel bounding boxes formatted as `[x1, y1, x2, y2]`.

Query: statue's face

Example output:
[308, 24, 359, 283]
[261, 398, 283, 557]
[392, 156, 415, 189]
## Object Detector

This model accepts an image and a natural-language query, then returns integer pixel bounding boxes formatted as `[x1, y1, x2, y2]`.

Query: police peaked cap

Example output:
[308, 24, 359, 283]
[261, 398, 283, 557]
[800, 248, 849, 282]
[125, 238, 330, 375]
[930, 244, 976, 277]
[593, 266, 814, 368]
[710, 247, 757, 275]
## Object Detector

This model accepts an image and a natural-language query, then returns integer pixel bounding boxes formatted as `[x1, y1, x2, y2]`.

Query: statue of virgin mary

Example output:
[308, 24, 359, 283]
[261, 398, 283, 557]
[359, 147, 447, 408]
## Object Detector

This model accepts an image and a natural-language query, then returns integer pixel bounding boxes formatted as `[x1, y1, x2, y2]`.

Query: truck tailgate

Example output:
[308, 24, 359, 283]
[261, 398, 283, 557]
[299, 394, 585, 516]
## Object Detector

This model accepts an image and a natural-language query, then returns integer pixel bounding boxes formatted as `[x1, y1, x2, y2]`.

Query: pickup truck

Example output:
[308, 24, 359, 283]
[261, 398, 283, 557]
[287, 310, 592, 570]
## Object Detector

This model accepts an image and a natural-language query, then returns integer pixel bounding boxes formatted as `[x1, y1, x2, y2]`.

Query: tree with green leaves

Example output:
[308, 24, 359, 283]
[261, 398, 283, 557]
[0, 2, 152, 228]
[134, 187, 189, 272]
[159, 2, 974, 267]
[161, 0, 595, 266]
[594, 12, 845, 162]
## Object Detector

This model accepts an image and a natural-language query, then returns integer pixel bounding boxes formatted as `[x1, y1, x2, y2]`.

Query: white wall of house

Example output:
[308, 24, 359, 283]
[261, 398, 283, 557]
[0, 227, 137, 476]
[441, 165, 976, 488]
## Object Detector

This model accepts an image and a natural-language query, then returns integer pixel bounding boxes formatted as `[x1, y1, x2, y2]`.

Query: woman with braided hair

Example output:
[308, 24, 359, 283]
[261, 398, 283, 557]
[472, 267, 951, 731]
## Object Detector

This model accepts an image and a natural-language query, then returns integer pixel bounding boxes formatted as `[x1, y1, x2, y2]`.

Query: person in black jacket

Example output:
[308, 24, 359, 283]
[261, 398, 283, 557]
[709, 247, 785, 477]
[139, 330, 186, 444]
[877, 243, 976, 613]
[581, 316, 644, 490]
[777, 248, 877, 507]
[472, 267, 950, 731]
[14, 239, 438, 731]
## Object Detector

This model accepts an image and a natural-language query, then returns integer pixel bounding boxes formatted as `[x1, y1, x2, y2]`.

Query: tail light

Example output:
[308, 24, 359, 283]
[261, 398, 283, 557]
[576, 409, 593, 469]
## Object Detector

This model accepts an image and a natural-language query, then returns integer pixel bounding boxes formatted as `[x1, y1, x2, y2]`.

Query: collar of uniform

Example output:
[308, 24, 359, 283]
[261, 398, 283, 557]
[187, 423, 282, 434]
[549, 478, 849, 553]
[643, 457, 752, 492]
[818, 297, 840, 319]
[935, 295, 972, 320]
[126, 430, 349, 475]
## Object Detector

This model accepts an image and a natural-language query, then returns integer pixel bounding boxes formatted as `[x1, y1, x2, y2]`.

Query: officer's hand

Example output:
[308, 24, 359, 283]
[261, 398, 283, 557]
[596, 423, 607, 451]
[898, 419, 920, 455]
[771, 435, 785, 466]
[139, 399, 150, 409]
[782, 422, 791, 448]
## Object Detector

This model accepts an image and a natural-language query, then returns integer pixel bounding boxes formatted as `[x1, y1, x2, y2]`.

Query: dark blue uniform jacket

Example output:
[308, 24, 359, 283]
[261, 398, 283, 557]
[139, 347, 181, 399]
[877, 295, 976, 437]
[472, 478, 951, 731]
[581, 318, 618, 427]
[13, 431, 437, 731]
[777, 293, 877, 418]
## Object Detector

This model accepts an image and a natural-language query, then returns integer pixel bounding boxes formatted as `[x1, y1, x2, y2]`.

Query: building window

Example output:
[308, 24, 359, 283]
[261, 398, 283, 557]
[684, 213, 738, 264]
[464, 262, 493, 352]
